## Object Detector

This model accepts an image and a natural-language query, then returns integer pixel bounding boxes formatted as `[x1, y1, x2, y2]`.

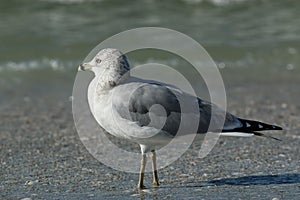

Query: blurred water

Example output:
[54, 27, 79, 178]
[0, 0, 299, 93]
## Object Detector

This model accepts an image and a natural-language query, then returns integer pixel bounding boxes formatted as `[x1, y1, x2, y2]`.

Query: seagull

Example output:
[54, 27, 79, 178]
[78, 48, 282, 189]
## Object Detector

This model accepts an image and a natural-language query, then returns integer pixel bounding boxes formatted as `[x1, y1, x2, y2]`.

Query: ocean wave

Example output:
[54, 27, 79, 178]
[182, 0, 247, 6]
[40, 0, 103, 4]
[0, 59, 79, 72]
[40, 0, 258, 6]
[41, 0, 260, 6]
[0, 58, 180, 72]
[0, 46, 297, 73]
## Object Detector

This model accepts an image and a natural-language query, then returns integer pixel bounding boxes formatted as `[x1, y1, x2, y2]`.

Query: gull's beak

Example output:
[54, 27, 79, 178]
[78, 63, 92, 72]
[78, 64, 85, 71]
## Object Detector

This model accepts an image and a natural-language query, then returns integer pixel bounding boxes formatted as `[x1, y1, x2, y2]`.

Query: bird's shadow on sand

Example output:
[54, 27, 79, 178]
[196, 173, 300, 187]
[137, 174, 300, 200]
[154, 173, 300, 189]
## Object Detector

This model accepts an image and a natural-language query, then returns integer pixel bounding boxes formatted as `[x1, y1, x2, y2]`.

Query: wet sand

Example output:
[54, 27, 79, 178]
[0, 75, 299, 200]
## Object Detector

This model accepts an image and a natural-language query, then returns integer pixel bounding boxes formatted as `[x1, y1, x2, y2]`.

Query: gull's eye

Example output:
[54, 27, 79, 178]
[95, 58, 102, 64]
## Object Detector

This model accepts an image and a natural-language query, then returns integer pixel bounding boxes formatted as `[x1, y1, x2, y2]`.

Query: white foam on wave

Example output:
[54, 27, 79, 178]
[0, 58, 78, 72]
[40, 0, 103, 4]
[182, 0, 247, 6]
[42, 0, 247, 6]
[0, 57, 180, 73]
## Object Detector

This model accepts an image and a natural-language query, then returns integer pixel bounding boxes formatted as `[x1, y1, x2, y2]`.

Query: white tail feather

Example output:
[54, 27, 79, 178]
[220, 132, 254, 137]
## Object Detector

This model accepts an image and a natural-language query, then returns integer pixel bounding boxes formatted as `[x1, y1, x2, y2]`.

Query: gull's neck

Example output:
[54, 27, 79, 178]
[94, 68, 130, 92]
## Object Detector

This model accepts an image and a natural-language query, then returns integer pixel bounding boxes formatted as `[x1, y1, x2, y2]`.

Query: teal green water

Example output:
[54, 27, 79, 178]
[0, 0, 299, 91]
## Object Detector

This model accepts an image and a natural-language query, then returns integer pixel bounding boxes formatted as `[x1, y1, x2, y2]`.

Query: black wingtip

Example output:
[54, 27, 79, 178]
[271, 125, 283, 130]
[237, 118, 283, 132]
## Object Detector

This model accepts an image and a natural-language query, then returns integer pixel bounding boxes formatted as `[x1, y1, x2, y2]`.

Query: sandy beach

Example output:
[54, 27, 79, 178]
[1, 72, 299, 199]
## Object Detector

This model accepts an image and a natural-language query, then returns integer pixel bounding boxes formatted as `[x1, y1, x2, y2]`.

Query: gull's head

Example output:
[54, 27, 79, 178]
[79, 48, 130, 88]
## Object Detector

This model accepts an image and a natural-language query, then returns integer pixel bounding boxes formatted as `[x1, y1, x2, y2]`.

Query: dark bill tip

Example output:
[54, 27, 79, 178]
[78, 64, 85, 71]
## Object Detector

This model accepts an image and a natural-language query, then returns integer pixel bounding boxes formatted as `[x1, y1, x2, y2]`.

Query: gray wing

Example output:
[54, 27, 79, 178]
[113, 82, 243, 136]
[127, 84, 182, 135]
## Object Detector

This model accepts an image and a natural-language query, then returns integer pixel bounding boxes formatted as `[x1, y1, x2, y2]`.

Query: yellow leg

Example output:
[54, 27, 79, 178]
[137, 154, 147, 189]
[151, 150, 159, 187]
